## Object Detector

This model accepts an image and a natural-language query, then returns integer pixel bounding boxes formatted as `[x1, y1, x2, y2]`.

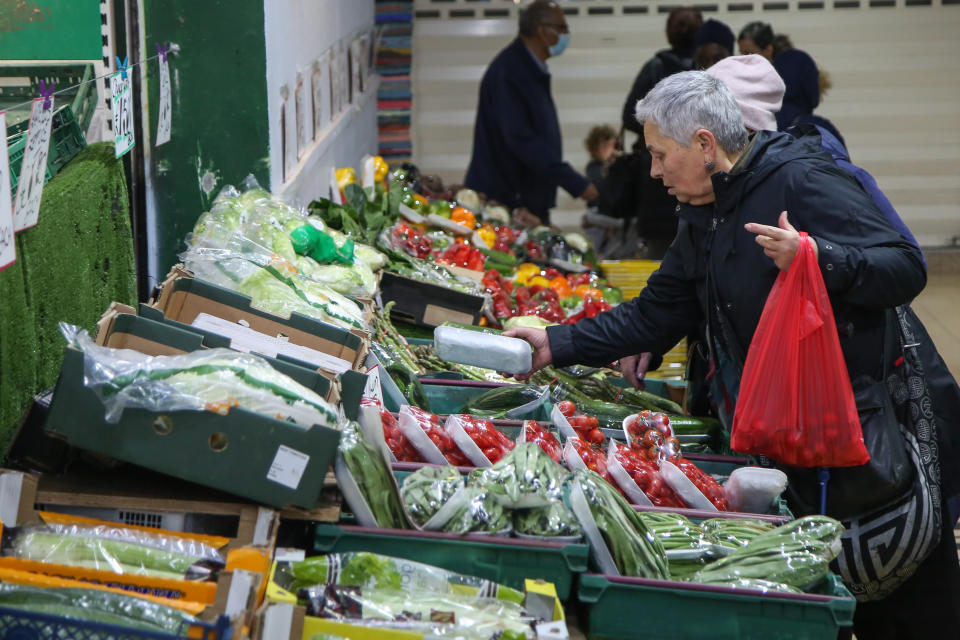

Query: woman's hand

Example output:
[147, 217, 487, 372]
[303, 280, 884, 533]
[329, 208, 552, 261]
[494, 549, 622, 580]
[502, 327, 553, 381]
[744, 211, 818, 271]
[621, 352, 653, 390]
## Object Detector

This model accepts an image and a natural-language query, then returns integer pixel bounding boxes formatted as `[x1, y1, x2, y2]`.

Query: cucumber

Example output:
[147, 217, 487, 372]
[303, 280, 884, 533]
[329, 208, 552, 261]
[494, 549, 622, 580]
[460, 384, 545, 416]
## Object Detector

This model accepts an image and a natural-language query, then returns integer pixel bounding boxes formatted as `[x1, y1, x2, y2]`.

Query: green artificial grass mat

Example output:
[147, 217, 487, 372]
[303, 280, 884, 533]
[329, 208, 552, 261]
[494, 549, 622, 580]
[0, 142, 137, 457]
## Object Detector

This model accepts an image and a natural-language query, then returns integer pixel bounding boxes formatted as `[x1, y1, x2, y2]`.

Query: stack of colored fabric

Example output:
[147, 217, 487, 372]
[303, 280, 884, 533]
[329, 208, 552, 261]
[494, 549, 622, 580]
[376, 0, 413, 163]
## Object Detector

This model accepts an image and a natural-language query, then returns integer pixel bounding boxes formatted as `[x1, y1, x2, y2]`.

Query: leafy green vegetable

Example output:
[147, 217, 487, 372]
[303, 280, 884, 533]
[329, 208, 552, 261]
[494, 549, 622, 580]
[474, 443, 568, 508]
[401, 464, 464, 527]
[337, 422, 410, 529]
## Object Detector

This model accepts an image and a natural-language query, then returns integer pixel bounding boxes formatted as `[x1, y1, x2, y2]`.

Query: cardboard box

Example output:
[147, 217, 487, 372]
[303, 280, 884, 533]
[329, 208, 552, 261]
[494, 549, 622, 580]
[44, 312, 356, 510]
[152, 267, 369, 371]
[379, 271, 485, 328]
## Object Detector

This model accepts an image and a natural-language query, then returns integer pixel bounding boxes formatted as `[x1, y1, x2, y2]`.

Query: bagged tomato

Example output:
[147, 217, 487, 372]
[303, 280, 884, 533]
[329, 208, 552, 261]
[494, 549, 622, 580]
[380, 408, 424, 463]
[445, 415, 514, 466]
[518, 420, 562, 463]
[623, 410, 673, 444]
[562, 436, 618, 488]
[612, 441, 686, 508]
[398, 406, 471, 467]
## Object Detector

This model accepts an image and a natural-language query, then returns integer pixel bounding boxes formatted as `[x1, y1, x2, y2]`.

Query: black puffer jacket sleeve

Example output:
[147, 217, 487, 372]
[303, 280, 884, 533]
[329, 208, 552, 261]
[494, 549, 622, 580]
[547, 228, 703, 367]
[784, 164, 927, 308]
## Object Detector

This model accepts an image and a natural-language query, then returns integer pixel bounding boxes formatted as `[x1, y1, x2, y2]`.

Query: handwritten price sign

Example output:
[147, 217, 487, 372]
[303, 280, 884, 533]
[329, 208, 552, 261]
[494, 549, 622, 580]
[111, 72, 135, 157]
[12, 98, 54, 232]
[156, 50, 172, 146]
[0, 112, 15, 270]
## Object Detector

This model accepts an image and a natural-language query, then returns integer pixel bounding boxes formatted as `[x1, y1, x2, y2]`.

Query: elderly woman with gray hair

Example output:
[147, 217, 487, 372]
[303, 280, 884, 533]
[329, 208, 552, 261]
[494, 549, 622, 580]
[505, 70, 958, 637]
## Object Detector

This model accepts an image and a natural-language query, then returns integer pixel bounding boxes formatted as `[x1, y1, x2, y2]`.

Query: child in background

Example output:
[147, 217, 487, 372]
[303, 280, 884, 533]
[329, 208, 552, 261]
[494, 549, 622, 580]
[581, 125, 625, 258]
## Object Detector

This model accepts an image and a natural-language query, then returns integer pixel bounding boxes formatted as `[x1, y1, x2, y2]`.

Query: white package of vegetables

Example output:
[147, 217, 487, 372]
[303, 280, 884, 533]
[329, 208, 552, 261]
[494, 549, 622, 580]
[60, 324, 339, 428]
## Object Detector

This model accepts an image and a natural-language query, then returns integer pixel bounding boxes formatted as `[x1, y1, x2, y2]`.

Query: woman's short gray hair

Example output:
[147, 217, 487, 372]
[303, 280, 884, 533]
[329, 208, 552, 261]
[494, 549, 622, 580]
[635, 71, 748, 152]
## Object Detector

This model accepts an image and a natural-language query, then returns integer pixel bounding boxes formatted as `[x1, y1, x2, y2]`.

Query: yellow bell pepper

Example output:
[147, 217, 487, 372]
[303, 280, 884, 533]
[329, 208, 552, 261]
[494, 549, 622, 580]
[515, 263, 540, 285]
[335, 167, 357, 190]
[528, 276, 552, 288]
[476, 228, 496, 248]
[373, 156, 389, 182]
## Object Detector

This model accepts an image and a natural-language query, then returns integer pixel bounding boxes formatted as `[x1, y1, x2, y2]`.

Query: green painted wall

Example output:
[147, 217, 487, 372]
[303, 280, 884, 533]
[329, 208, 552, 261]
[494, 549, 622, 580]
[0, 1, 103, 60]
[142, 0, 270, 286]
[0, 143, 137, 458]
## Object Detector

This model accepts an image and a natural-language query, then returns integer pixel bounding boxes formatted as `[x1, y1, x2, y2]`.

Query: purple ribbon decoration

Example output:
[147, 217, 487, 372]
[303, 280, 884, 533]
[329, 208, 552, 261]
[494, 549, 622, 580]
[156, 43, 168, 62]
[38, 80, 55, 111]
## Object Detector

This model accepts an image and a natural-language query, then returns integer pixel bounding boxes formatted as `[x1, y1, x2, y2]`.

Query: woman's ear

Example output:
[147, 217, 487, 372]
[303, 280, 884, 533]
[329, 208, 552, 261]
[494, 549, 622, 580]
[694, 128, 717, 154]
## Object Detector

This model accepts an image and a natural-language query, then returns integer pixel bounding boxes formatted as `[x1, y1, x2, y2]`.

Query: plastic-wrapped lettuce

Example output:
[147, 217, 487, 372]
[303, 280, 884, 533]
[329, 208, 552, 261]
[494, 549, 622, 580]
[181, 246, 366, 331]
[278, 552, 524, 604]
[400, 465, 465, 528]
[296, 256, 377, 298]
[60, 324, 339, 428]
[355, 243, 387, 271]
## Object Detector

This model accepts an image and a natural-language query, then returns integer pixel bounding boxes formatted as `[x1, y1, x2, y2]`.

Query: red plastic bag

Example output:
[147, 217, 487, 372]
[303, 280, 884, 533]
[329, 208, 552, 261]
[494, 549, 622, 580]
[731, 233, 868, 467]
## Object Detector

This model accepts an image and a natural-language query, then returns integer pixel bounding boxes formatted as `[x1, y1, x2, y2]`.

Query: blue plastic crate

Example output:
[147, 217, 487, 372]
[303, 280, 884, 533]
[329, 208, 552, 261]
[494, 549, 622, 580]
[0, 605, 232, 640]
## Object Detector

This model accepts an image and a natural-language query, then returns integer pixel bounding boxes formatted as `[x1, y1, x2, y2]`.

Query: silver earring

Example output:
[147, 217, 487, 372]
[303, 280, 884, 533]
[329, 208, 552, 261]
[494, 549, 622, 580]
[705, 160, 716, 172]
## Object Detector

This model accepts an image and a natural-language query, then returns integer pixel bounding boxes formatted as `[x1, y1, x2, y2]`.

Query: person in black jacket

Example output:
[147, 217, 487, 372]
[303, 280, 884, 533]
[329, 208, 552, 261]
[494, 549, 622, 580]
[616, 7, 702, 258]
[464, 0, 596, 226]
[505, 71, 959, 637]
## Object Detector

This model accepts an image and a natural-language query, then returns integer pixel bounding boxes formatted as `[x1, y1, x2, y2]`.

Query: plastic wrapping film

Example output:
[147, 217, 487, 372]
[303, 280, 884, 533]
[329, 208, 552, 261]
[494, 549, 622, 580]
[300, 584, 534, 640]
[276, 551, 524, 604]
[0, 583, 197, 634]
[335, 422, 411, 529]
[396, 406, 453, 466]
[445, 415, 514, 467]
[691, 516, 845, 591]
[473, 443, 568, 509]
[433, 327, 531, 375]
[700, 518, 778, 550]
[400, 465, 465, 528]
[60, 324, 339, 428]
[723, 467, 788, 514]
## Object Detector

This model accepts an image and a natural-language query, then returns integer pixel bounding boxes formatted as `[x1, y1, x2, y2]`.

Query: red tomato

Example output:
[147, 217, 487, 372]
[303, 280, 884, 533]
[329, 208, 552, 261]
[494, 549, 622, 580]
[587, 428, 605, 445]
[557, 401, 576, 417]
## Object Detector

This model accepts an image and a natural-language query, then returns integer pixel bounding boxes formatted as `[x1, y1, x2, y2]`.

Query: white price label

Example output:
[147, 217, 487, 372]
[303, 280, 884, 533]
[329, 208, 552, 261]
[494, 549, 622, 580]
[267, 444, 310, 490]
[0, 112, 15, 270]
[156, 55, 172, 146]
[111, 73, 135, 158]
[12, 98, 54, 231]
[363, 364, 383, 404]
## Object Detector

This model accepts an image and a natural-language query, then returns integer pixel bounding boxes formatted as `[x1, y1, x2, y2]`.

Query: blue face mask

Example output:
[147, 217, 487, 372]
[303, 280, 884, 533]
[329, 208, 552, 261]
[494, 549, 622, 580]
[549, 33, 570, 57]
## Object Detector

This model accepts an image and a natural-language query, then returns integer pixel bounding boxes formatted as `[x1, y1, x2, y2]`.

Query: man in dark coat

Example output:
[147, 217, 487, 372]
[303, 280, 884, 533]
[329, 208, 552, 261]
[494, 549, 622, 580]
[464, 0, 596, 226]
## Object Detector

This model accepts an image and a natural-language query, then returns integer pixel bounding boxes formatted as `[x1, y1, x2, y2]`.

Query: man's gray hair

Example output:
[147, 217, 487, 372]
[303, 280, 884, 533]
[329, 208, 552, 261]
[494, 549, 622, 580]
[635, 71, 748, 152]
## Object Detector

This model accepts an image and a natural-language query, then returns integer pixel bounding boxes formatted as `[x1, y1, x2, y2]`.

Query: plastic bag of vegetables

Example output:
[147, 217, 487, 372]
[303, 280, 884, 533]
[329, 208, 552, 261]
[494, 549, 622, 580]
[60, 324, 339, 428]
[335, 421, 411, 529]
[0, 583, 198, 635]
[473, 443, 568, 509]
[400, 464, 465, 528]
[275, 552, 524, 604]
[299, 584, 533, 640]
[7, 521, 225, 580]
[568, 469, 670, 579]
[436, 485, 512, 536]
[690, 516, 844, 591]
[513, 499, 581, 541]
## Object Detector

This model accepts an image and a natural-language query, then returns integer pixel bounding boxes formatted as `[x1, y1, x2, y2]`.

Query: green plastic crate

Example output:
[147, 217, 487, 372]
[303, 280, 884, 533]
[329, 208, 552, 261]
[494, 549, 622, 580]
[7, 104, 87, 194]
[313, 523, 588, 600]
[577, 572, 854, 639]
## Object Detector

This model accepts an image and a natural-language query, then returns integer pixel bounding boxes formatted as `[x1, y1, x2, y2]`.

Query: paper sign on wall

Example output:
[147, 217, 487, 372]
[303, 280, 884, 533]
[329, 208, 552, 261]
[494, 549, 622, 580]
[12, 98, 54, 232]
[156, 53, 172, 146]
[295, 72, 308, 159]
[312, 53, 331, 138]
[0, 112, 15, 270]
[110, 72, 135, 158]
